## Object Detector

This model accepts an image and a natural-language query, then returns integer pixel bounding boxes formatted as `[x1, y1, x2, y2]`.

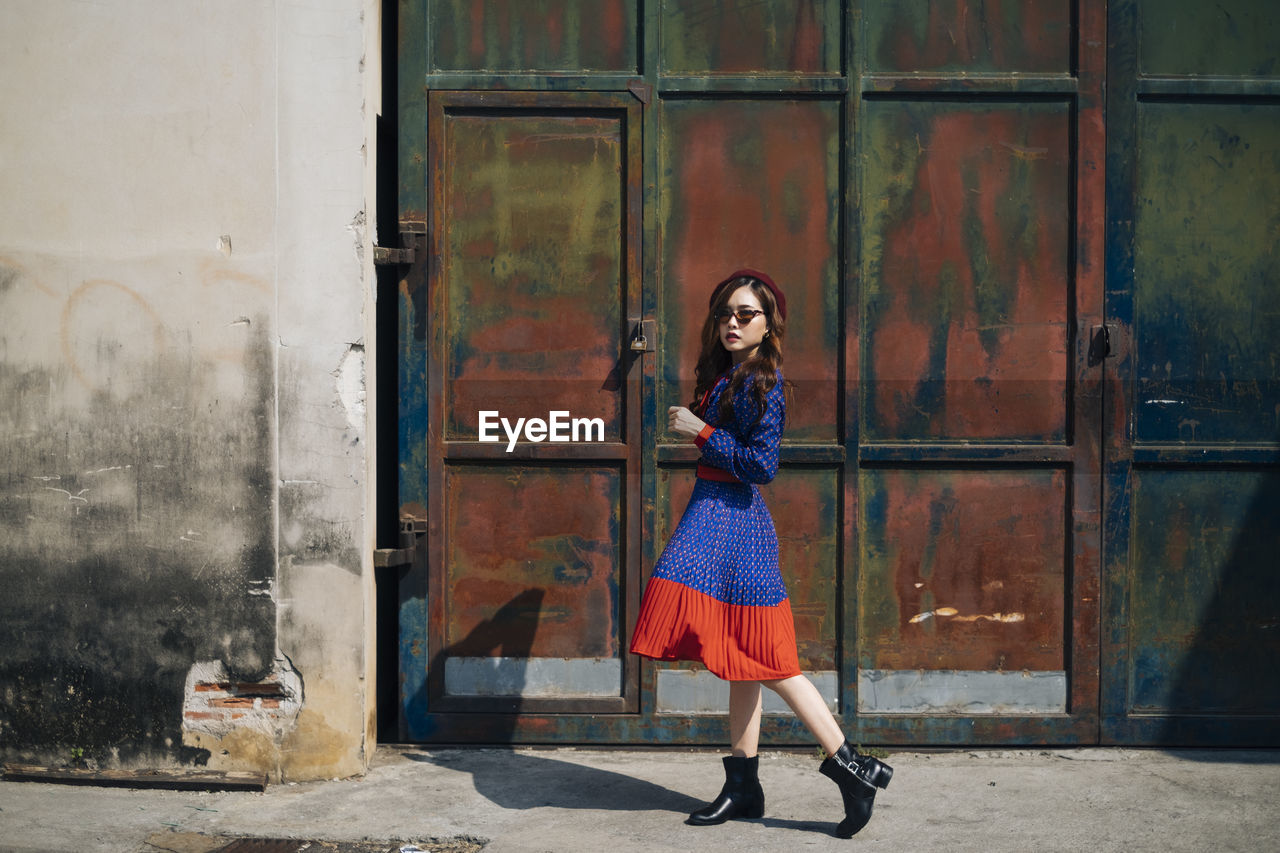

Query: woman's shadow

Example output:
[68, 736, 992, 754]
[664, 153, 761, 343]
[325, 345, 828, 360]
[403, 587, 705, 815]
[1156, 422, 1280, 756]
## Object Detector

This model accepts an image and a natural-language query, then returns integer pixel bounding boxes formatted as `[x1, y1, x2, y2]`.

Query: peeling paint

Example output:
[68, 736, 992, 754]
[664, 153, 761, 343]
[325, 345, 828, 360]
[335, 343, 367, 436]
[910, 608, 1026, 624]
[182, 658, 303, 740]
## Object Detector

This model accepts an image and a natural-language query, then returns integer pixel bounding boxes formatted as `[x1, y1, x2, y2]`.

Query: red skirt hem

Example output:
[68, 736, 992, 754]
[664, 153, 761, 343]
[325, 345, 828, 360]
[629, 577, 802, 681]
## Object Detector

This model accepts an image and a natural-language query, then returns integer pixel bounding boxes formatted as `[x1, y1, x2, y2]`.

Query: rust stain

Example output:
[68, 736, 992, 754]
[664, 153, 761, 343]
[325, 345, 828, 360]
[868, 0, 1071, 73]
[445, 467, 620, 659]
[862, 468, 1067, 671]
[1000, 141, 1051, 160]
[662, 98, 839, 442]
[865, 102, 1070, 440]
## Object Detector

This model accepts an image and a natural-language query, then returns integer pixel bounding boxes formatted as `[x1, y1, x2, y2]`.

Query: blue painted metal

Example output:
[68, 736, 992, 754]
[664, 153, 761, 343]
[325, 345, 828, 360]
[1102, 0, 1280, 746]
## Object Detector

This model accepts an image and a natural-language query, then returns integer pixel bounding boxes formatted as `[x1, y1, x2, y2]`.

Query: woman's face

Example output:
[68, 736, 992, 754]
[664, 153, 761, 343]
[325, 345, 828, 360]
[717, 285, 769, 364]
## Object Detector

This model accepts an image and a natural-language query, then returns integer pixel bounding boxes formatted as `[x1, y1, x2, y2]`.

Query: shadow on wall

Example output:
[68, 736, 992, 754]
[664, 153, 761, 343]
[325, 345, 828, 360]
[1158, 424, 1280, 752]
[402, 588, 545, 742]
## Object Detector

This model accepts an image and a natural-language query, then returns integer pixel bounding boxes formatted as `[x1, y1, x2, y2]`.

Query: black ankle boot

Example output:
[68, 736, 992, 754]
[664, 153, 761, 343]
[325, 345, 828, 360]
[686, 754, 765, 826]
[818, 741, 892, 838]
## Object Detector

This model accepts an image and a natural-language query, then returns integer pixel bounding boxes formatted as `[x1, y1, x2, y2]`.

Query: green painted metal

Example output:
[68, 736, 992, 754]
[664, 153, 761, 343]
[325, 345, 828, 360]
[1103, 0, 1280, 745]
[439, 109, 627, 441]
[659, 0, 842, 75]
[1134, 102, 1280, 445]
[1137, 0, 1280, 78]
[398, 0, 430, 226]
[1128, 469, 1280, 715]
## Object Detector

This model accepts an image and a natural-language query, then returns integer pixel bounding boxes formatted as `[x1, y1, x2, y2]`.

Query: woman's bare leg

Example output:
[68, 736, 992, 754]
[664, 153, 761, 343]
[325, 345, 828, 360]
[729, 681, 763, 757]
[761, 674, 845, 756]
[761, 674, 893, 839]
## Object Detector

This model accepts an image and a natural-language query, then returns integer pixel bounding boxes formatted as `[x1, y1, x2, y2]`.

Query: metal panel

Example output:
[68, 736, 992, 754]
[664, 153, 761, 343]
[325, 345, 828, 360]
[1127, 470, 1280, 715]
[659, 0, 842, 76]
[445, 657, 622, 698]
[658, 96, 841, 444]
[428, 0, 638, 73]
[1103, 0, 1280, 745]
[859, 469, 1067, 678]
[864, 0, 1073, 74]
[1137, 0, 1280, 78]
[861, 99, 1072, 442]
[858, 669, 1067, 714]
[1133, 102, 1280, 445]
[443, 466, 622, 663]
[657, 669, 839, 714]
[440, 110, 626, 443]
[848, 0, 1107, 745]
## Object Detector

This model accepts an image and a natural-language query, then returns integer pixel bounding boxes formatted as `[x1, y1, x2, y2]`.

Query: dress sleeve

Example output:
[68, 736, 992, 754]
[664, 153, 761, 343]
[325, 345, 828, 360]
[695, 378, 786, 484]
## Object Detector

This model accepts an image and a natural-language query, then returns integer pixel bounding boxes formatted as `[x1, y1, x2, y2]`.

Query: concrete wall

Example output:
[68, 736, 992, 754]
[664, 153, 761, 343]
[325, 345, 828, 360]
[0, 0, 378, 780]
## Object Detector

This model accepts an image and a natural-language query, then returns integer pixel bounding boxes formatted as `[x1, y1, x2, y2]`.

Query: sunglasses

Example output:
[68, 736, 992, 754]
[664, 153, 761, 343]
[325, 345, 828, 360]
[715, 308, 766, 324]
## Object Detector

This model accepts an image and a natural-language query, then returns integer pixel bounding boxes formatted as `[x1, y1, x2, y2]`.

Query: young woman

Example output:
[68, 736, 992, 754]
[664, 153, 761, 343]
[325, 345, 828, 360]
[630, 270, 892, 839]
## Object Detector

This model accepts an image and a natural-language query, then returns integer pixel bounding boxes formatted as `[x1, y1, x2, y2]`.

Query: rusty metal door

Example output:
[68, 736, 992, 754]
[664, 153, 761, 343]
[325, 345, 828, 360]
[398, 89, 645, 738]
[1101, 0, 1280, 745]
[392, 1, 1110, 746]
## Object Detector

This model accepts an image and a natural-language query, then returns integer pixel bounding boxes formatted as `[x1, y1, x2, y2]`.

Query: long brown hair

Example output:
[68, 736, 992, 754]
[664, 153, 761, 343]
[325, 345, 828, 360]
[690, 275, 788, 429]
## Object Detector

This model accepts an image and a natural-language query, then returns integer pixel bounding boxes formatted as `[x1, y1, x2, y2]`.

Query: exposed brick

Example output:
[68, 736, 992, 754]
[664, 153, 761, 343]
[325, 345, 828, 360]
[258, 698, 281, 709]
[208, 696, 255, 708]
[233, 682, 284, 696]
[194, 682, 232, 693]
[184, 711, 222, 720]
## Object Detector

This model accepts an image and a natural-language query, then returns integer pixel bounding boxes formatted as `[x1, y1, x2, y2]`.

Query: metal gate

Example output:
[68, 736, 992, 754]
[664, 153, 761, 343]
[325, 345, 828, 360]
[1101, 0, 1280, 745]
[388, 1, 1278, 746]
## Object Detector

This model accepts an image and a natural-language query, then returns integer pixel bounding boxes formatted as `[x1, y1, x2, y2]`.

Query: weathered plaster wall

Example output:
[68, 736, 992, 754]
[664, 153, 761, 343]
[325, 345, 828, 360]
[0, 1, 376, 779]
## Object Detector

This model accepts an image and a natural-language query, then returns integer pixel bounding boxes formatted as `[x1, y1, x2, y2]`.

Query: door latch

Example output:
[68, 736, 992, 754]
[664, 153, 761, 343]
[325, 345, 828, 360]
[1088, 324, 1114, 367]
[629, 318, 655, 353]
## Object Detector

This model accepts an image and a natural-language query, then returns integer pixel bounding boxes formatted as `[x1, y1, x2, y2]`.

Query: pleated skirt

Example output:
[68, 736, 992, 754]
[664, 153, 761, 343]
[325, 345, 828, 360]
[630, 477, 801, 681]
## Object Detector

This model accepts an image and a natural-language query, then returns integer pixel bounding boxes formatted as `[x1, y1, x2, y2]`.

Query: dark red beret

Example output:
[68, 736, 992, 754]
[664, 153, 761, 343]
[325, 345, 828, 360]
[710, 268, 787, 320]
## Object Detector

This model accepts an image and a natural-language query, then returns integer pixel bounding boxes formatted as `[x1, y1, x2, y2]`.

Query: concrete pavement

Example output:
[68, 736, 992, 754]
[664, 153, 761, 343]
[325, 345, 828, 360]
[2, 747, 1278, 852]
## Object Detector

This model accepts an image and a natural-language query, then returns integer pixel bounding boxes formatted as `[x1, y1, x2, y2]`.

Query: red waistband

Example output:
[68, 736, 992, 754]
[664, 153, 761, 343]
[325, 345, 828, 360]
[696, 463, 741, 483]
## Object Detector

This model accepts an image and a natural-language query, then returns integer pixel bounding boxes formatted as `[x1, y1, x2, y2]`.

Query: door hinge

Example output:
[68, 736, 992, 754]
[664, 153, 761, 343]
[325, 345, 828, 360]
[374, 516, 427, 568]
[373, 244, 416, 265]
[373, 547, 413, 568]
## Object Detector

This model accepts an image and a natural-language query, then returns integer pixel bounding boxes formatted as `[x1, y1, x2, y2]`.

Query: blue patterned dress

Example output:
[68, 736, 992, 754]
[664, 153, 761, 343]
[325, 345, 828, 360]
[630, 368, 801, 681]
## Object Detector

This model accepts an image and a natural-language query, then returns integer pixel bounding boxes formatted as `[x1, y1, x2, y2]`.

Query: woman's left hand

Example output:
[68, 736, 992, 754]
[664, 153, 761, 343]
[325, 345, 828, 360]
[667, 406, 707, 439]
